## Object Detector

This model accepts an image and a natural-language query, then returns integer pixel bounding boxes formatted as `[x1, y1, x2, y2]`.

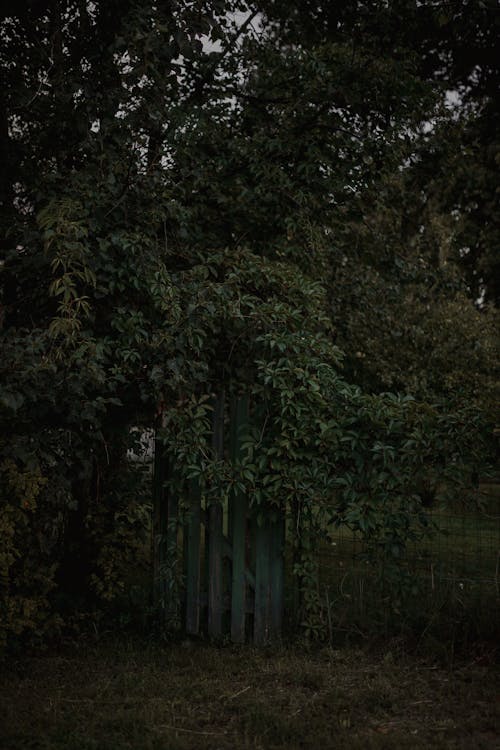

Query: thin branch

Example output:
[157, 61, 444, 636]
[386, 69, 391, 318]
[189, 9, 259, 103]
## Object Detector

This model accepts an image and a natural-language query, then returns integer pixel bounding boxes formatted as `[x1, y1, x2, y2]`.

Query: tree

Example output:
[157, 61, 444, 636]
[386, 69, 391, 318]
[0, 1, 494, 646]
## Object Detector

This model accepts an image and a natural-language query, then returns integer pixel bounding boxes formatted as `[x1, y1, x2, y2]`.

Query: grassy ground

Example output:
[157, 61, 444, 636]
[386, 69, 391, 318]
[2, 488, 495, 749]
[0, 638, 498, 750]
[318, 484, 499, 640]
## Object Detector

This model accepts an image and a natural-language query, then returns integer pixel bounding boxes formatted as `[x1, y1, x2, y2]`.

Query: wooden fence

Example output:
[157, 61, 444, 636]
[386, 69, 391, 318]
[152, 393, 286, 645]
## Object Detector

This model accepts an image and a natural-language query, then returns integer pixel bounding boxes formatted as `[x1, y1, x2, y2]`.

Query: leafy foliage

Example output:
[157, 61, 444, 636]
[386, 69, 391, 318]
[0, 1, 496, 645]
[0, 458, 59, 649]
[154, 247, 491, 634]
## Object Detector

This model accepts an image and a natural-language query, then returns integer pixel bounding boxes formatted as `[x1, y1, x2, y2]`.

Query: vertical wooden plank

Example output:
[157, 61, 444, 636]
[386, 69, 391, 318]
[153, 429, 180, 627]
[249, 515, 257, 579]
[208, 390, 224, 638]
[152, 428, 168, 610]
[165, 471, 179, 626]
[202, 493, 209, 618]
[230, 395, 249, 643]
[269, 511, 285, 640]
[248, 400, 262, 590]
[254, 514, 271, 645]
[291, 498, 302, 627]
[185, 477, 201, 635]
[228, 397, 237, 543]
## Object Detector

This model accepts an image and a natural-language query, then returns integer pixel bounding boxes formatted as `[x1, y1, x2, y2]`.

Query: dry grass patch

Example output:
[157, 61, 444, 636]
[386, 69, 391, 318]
[0, 638, 498, 749]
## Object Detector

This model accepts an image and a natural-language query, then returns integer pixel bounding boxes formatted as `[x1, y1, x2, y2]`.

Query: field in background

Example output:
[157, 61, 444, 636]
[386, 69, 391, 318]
[319, 484, 499, 642]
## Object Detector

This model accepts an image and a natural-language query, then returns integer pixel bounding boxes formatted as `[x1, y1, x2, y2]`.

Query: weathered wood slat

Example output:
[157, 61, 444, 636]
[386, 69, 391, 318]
[230, 495, 248, 640]
[208, 390, 225, 638]
[165, 470, 179, 625]
[185, 477, 201, 635]
[230, 395, 249, 643]
[199, 591, 256, 614]
[198, 506, 256, 588]
[291, 499, 302, 627]
[155, 392, 286, 643]
[152, 429, 168, 609]
[254, 514, 271, 645]
[270, 512, 285, 639]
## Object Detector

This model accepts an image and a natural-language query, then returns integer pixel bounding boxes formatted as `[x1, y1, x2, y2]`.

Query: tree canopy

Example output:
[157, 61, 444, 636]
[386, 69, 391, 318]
[0, 0, 497, 646]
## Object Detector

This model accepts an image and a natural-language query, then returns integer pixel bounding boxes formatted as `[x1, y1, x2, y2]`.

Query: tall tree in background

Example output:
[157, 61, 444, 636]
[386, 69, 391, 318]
[266, 0, 500, 406]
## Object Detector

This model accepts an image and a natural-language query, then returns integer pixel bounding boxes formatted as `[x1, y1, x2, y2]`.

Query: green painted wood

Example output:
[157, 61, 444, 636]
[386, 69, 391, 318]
[250, 515, 257, 578]
[270, 511, 285, 639]
[229, 503, 246, 630]
[230, 395, 249, 643]
[208, 508, 223, 637]
[185, 477, 201, 635]
[254, 514, 271, 645]
[152, 429, 168, 609]
[227, 396, 237, 543]
[199, 505, 255, 581]
[165, 470, 179, 625]
[291, 499, 302, 626]
[202, 493, 209, 625]
[208, 390, 224, 638]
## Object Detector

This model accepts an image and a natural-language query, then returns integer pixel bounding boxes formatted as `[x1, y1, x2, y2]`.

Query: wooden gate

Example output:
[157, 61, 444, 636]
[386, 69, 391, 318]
[153, 393, 285, 645]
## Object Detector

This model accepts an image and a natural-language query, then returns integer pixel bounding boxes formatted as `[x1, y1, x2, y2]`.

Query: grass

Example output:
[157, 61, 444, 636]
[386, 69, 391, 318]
[318, 484, 499, 640]
[0, 490, 497, 749]
[0, 637, 498, 750]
